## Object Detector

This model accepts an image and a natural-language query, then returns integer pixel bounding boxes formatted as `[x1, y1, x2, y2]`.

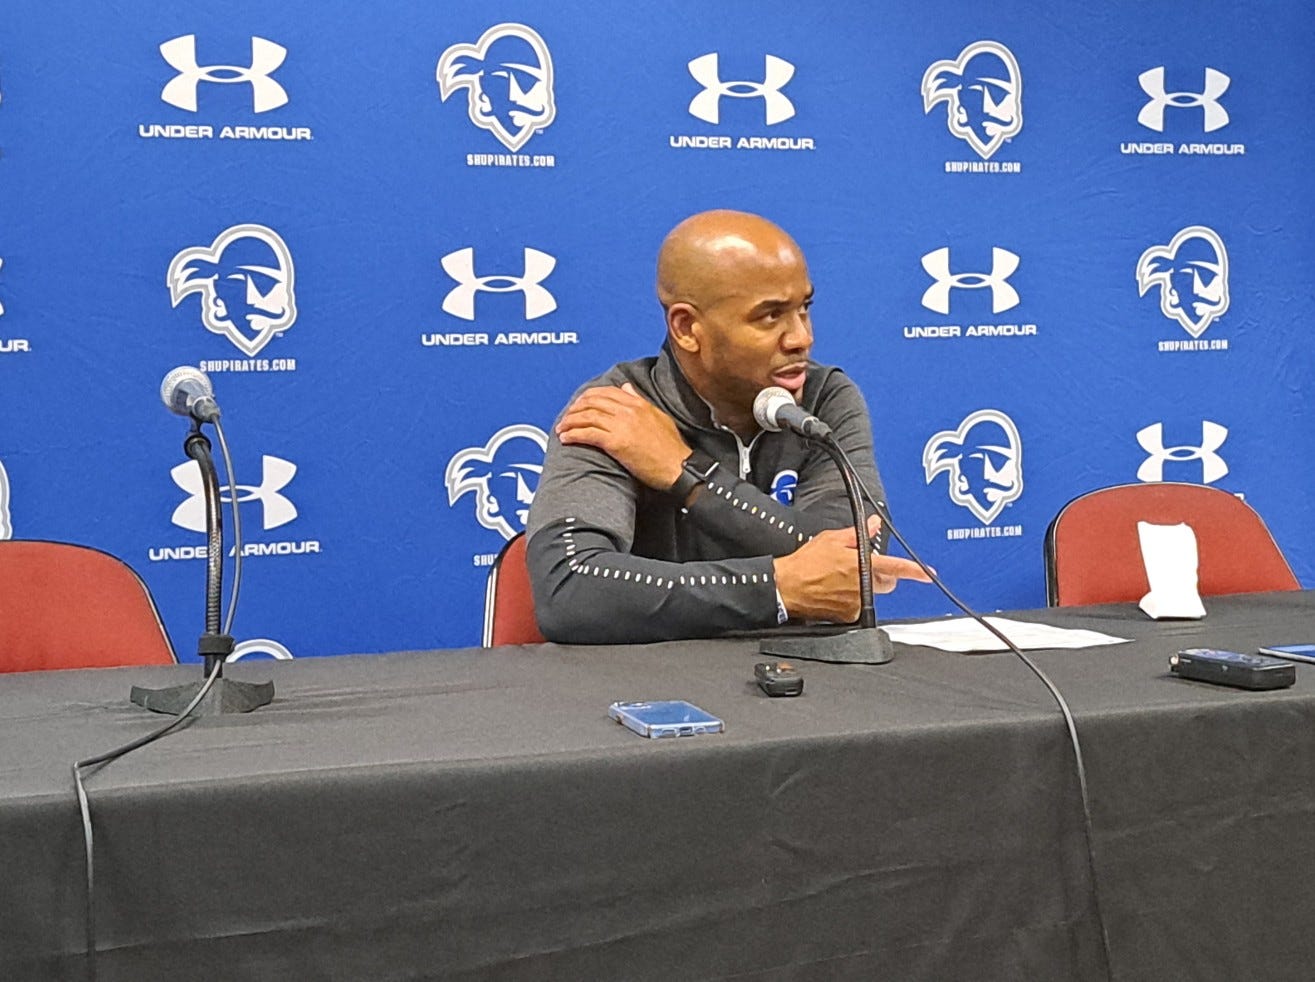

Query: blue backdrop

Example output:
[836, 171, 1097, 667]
[3, 1, 1312, 658]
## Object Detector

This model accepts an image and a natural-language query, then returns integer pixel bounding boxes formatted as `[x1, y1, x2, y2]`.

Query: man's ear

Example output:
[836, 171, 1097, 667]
[666, 303, 701, 354]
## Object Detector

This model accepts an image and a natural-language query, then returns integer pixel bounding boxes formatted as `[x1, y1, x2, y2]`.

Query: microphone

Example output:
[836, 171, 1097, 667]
[753, 386, 832, 440]
[751, 386, 894, 663]
[160, 366, 220, 423]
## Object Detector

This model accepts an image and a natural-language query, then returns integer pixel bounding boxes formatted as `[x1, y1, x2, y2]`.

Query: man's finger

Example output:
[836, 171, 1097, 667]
[873, 555, 933, 583]
[556, 424, 618, 449]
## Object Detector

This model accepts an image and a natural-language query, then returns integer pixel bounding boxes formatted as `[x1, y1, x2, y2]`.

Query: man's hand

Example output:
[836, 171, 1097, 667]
[556, 382, 691, 490]
[773, 516, 932, 622]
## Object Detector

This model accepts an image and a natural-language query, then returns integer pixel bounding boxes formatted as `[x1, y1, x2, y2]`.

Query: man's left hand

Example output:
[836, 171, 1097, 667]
[556, 382, 691, 490]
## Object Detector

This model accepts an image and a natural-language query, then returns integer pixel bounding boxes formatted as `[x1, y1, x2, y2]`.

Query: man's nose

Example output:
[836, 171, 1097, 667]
[780, 313, 812, 351]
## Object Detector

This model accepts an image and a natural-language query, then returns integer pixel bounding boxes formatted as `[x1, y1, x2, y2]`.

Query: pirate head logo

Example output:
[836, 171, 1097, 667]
[446, 424, 548, 540]
[1136, 226, 1230, 338]
[923, 409, 1023, 525]
[168, 224, 297, 356]
[437, 24, 555, 152]
[922, 41, 1022, 160]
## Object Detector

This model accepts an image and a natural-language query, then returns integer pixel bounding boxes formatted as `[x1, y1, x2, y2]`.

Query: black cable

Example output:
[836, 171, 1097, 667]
[213, 419, 243, 636]
[72, 657, 223, 981]
[71, 400, 248, 980]
[831, 442, 1116, 982]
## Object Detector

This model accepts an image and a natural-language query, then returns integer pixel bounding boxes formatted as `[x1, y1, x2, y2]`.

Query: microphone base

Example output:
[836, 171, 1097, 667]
[129, 677, 275, 716]
[758, 626, 895, 665]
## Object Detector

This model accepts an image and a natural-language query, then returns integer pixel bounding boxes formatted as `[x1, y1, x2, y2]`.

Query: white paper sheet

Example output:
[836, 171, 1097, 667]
[880, 616, 1131, 653]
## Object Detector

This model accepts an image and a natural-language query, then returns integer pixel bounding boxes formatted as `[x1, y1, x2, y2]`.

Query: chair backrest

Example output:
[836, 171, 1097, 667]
[1044, 482, 1300, 607]
[0, 540, 177, 672]
[483, 532, 546, 646]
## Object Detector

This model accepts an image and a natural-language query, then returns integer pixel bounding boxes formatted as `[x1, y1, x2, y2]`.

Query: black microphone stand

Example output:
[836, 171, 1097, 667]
[759, 434, 895, 664]
[130, 423, 274, 715]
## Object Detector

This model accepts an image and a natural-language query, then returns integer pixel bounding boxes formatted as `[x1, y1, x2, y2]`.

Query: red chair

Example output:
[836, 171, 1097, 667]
[1044, 483, 1300, 607]
[483, 533, 546, 646]
[0, 540, 177, 672]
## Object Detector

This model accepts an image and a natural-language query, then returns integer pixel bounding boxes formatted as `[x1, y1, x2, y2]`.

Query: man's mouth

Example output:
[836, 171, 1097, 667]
[770, 364, 808, 393]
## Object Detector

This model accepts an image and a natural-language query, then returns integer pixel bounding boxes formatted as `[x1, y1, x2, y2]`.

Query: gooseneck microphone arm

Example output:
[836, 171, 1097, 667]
[184, 424, 228, 672]
[814, 435, 875, 629]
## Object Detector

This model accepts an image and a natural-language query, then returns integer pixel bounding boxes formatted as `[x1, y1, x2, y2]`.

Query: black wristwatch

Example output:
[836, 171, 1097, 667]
[668, 449, 719, 503]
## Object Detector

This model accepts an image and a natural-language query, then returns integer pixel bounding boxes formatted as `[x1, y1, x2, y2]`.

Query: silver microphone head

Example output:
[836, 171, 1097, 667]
[160, 366, 217, 419]
[752, 386, 795, 433]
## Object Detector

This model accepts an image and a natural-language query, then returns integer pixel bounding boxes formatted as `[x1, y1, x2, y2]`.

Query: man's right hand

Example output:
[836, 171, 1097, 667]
[772, 519, 931, 622]
[555, 382, 691, 492]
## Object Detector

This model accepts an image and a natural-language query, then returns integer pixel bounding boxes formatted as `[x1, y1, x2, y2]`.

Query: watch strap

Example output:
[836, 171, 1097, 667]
[668, 449, 719, 502]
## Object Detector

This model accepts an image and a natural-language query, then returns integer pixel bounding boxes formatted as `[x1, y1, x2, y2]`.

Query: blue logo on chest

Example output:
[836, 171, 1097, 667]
[769, 469, 798, 505]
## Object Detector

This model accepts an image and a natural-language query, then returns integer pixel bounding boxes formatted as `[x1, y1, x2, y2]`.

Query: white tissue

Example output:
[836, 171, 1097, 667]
[1137, 521, 1206, 619]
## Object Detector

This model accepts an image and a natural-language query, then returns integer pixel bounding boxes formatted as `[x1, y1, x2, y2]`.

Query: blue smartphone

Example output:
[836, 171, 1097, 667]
[608, 700, 725, 739]
[1257, 644, 1315, 665]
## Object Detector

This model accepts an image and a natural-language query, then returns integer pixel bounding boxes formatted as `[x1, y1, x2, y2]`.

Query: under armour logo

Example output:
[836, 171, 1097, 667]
[687, 53, 796, 125]
[171, 455, 298, 532]
[1136, 421, 1228, 484]
[446, 424, 547, 540]
[0, 456, 11, 539]
[1137, 67, 1230, 133]
[920, 247, 1020, 314]
[159, 35, 289, 113]
[440, 247, 557, 321]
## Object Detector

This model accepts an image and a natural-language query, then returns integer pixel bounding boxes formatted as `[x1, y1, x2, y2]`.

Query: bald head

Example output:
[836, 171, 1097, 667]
[656, 210, 805, 310]
[655, 211, 815, 439]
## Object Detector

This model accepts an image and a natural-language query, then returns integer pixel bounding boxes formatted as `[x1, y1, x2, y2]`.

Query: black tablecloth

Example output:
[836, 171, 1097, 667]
[4, 592, 1315, 981]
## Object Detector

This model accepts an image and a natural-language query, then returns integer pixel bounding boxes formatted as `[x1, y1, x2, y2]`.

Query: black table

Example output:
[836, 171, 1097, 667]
[4, 593, 1315, 981]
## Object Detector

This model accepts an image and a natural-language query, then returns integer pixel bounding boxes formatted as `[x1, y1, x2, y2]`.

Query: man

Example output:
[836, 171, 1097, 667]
[526, 210, 929, 643]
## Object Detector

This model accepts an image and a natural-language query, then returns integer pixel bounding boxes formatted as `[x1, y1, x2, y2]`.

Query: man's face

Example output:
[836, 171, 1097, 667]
[688, 246, 814, 419]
